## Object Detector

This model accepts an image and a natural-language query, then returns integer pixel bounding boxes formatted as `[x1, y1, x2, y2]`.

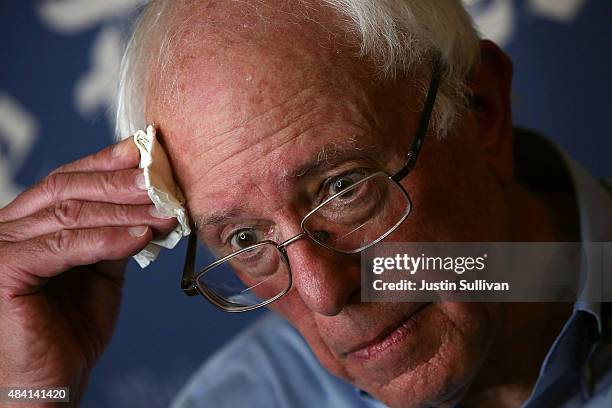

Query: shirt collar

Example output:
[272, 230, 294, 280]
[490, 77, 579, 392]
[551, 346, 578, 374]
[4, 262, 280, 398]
[520, 132, 612, 405]
[559, 152, 612, 332]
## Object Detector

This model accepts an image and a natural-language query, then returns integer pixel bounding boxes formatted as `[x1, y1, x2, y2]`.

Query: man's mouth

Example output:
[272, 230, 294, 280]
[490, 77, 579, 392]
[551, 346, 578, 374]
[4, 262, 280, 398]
[345, 303, 431, 360]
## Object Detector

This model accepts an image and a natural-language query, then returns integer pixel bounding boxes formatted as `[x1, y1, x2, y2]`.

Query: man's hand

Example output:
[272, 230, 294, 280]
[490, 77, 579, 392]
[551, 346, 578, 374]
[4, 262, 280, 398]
[0, 138, 178, 406]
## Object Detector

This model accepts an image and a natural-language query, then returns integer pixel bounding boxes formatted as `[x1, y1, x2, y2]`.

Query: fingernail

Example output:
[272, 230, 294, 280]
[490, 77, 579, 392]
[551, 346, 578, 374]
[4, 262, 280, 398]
[149, 205, 174, 219]
[111, 139, 131, 158]
[128, 226, 149, 237]
[135, 172, 147, 190]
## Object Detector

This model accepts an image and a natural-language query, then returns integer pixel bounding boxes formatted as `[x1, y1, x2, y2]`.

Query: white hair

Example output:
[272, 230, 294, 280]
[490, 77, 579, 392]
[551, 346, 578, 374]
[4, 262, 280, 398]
[114, 0, 480, 140]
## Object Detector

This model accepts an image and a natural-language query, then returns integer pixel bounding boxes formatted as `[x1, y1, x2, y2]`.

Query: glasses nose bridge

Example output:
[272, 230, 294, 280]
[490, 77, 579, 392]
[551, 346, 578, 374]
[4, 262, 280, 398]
[278, 231, 307, 251]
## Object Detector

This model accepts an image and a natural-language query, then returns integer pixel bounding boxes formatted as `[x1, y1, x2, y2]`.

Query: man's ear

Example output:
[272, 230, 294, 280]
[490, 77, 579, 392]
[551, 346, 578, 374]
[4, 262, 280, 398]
[466, 39, 514, 185]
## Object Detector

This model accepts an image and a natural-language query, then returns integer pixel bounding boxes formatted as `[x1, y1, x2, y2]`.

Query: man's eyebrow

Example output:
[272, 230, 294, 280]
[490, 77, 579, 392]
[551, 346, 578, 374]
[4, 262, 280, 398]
[283, 141, 379, 180]
[194, 208, 246, 230]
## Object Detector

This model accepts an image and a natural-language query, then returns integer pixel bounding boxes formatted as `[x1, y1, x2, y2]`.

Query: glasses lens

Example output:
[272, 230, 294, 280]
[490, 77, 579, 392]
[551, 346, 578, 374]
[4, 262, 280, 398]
[302, 172, 411, 252]
[194, 242, 290, 310]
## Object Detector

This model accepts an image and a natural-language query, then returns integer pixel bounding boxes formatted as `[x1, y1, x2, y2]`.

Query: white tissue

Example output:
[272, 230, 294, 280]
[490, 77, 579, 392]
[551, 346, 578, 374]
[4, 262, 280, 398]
[132, 125, 191, 268]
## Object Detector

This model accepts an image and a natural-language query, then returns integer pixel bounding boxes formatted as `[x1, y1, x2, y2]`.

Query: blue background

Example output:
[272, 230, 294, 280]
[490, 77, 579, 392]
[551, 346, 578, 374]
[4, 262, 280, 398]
[0, 1, 610, 407]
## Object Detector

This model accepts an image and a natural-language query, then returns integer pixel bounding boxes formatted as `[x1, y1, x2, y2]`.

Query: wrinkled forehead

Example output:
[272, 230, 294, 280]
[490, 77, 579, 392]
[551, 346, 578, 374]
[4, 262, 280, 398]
[144, 1, 419, 214]
[145, 0, 365, 118]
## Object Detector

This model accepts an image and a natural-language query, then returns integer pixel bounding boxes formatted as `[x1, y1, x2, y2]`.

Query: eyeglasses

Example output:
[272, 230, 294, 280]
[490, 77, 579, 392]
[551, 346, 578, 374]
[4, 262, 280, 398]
[181, 59, 443, 312]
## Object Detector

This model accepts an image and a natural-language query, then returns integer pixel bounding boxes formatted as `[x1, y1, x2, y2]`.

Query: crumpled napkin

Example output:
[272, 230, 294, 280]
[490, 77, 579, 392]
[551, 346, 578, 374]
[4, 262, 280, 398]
[132, 125, 190, 268]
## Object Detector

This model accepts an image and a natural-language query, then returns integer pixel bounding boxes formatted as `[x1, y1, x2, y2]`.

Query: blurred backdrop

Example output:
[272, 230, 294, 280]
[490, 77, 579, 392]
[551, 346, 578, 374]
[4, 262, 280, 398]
[1, 0, 611, 407]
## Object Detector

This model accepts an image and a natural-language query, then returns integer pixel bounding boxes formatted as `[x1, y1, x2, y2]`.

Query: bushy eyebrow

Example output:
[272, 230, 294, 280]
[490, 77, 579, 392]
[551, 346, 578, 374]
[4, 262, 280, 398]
[281, 140, 380, 180]
[193, 140, 382, 231]
[194, 208, 246, 230]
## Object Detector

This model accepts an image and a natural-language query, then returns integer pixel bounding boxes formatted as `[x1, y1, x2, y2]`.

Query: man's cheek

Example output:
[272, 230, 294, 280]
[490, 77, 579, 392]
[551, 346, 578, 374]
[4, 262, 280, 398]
[353, 307, 493, 407]
[269, 291, 324, 348]
[270, 293, 354, 379]
[270, 287, 307, 322]
[343, 305, 448, 384]
[438, 302, 501, 340]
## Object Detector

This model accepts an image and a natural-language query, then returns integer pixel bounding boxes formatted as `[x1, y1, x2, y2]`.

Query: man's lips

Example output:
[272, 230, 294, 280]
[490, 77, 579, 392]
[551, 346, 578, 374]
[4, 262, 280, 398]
[344, 303, 431, 360]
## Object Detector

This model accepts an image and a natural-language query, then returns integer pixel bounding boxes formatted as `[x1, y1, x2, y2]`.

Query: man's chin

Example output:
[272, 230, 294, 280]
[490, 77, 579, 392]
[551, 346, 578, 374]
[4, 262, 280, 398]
[349, 357, 472, 408]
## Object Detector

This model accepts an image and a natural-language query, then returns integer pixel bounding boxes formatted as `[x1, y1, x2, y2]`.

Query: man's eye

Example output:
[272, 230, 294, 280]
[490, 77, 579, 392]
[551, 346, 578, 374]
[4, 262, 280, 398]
[325, 171, 365, 198]
[229, 229, 261, 251]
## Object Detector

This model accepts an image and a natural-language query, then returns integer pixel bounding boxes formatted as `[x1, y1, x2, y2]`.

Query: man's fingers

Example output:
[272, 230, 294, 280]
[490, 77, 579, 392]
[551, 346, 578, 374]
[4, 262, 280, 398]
[1, 226, 152, 296]
[0, 169, 151, 221]
[0, 202, 178, 242]
[51, 137, 140, 175]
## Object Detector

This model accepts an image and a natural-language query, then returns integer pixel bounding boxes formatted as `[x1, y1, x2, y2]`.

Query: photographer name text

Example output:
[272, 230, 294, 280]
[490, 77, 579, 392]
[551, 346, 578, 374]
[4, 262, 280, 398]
[372, 279, 510, 291]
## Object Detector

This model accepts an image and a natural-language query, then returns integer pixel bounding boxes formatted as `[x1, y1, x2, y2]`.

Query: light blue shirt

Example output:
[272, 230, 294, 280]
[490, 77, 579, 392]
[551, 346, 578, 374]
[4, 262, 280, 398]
[171, 134, 612, 408]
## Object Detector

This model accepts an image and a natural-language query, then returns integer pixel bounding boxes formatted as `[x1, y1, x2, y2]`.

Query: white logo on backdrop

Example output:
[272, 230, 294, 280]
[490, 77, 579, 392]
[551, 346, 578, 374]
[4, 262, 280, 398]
[465, 0, 588, 46]
[528, 0, 588, 22]
[0, 0, 147, 207]
[0, 93, 39, 207]
[74, 26, 124, 118]
[37, 0, 145, 33]
[465, 0, 515, 48]
[37, 0, 146, 119]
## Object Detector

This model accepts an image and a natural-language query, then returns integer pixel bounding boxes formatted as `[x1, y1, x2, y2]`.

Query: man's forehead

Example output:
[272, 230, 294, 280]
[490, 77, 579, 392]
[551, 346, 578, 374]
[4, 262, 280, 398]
[144, 0, 387, 154]
[149, 43, 390, 192]
[191, 138, 386, 229]
[143, 0, 419, 222]
[148, 39, 371, 133]
[153, 57, 415, 217]
[145, 0, 361, 106]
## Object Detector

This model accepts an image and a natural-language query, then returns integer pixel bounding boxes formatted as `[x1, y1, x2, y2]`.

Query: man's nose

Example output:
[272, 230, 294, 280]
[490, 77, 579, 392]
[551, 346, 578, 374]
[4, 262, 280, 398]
[285, 238, 361, 316]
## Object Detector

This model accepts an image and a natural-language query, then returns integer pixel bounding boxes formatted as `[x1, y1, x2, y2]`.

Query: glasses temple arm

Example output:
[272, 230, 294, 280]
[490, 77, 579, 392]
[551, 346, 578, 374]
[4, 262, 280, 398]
[391, 60, 443, 182]
[181, 227, 200, 296]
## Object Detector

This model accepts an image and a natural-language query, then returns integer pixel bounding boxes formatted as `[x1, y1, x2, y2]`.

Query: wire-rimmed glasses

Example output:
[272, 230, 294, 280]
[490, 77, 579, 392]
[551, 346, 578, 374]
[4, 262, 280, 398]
[181, 59, 442, 312]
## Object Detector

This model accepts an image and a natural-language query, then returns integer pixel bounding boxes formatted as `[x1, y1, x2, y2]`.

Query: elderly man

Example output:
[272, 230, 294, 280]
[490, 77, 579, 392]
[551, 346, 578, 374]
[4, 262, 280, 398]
[1, 0, 611, 407]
